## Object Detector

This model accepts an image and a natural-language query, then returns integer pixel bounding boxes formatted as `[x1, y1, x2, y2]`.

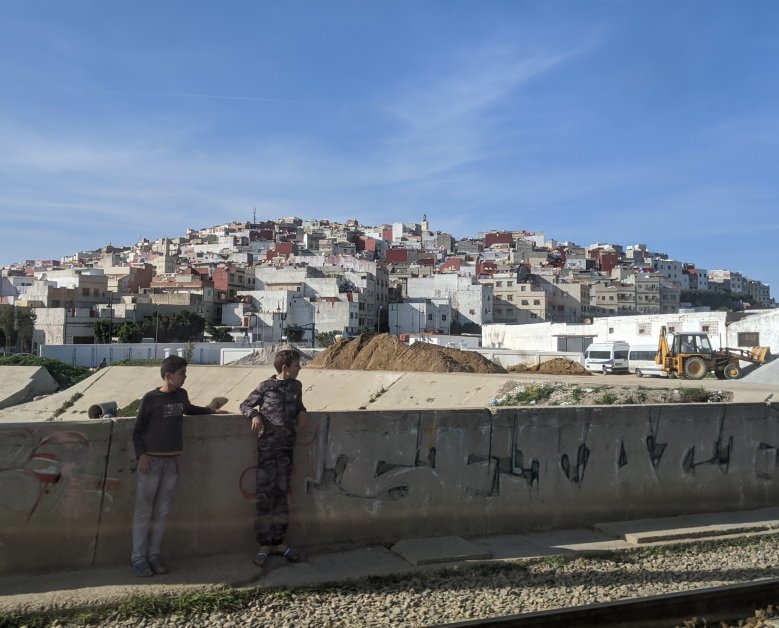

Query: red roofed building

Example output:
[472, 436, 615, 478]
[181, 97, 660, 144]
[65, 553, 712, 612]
[355, 236, 378, 253]
[438, 258, 462, 273]
[477, 261, 498, 277]
[385, 249, 409, 264]
[484, 232, 514, 248]
[266, 242, 296, 260]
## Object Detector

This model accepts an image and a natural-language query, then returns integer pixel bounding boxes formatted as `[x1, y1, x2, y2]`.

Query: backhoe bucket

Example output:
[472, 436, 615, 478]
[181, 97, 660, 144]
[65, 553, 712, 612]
[750, 346, 771, 364]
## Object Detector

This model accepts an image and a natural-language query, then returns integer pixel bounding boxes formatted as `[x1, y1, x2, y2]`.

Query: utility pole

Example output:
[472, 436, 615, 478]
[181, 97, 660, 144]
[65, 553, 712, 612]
[107, 295, 113, 344]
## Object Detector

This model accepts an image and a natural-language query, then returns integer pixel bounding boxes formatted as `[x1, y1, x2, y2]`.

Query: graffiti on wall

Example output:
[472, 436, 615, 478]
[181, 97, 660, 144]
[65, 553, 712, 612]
[296, 407, 775, 505]
[0, 428, 120, 526]
[304, 414, 433, 499]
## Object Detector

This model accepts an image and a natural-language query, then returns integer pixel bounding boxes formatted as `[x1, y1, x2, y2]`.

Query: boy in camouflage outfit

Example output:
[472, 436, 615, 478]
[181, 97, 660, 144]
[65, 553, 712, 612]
[239, 349, 307, 567]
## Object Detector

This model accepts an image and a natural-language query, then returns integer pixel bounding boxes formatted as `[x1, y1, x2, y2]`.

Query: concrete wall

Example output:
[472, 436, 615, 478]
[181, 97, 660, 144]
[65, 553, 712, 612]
[3, 403, 779, 574]
[475, 349, 584, 368]
[41, 341, 256, 368]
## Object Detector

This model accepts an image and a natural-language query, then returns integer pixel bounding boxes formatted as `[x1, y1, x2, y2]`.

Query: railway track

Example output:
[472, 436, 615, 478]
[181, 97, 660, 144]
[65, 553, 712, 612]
[433, 578, 779, 628]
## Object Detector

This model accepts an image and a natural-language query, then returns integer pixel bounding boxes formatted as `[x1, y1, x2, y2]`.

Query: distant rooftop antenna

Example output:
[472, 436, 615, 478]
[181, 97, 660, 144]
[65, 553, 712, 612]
[253, 207, 257, 224]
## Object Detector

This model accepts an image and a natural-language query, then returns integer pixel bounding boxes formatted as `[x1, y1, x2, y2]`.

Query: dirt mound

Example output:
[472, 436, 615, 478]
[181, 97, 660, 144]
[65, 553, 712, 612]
[308, 333, 506, 374]
[508, 358, 590, 376]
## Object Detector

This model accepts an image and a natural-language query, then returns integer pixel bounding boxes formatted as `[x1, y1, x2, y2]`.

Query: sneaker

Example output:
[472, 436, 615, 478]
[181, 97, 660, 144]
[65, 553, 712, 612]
[148, 556, 169, 575]
[132, 560, 154, 578]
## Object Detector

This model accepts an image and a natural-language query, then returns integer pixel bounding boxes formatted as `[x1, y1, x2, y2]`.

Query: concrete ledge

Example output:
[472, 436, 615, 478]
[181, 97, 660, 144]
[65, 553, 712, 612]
[595, 508, 779, 544]
[390, 536, 493, 566]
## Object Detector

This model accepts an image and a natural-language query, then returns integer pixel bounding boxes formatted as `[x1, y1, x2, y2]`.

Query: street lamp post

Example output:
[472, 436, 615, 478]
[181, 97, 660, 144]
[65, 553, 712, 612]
[256, 304, 263, 347]
[107, 295, 114, 344]
[154, 304, 160, 359]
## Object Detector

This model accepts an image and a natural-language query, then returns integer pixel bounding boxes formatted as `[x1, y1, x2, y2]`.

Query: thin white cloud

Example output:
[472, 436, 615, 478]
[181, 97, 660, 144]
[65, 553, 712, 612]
[376, 46, 582, 183]
[97, 89, 315, 106]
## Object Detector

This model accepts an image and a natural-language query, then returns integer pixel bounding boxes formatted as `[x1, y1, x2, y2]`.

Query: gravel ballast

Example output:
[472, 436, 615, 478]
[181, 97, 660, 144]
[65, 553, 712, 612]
[6, 534, 779, 628]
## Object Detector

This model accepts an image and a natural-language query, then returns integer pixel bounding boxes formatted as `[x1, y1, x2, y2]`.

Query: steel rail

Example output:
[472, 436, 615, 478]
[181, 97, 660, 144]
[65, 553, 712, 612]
[429, 578, 779, 628]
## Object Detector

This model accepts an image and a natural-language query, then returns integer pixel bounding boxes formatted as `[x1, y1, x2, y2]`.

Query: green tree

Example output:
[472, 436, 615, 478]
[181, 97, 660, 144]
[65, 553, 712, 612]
[284, 325, 304, 342]
[206, 324, 234, 342]
[316, 330, 338, 346]
[0, 304, 36, 353]
[680, 289, 752, 312]
[92, 319, 113, 344]
[117, 322, 143, 343]
[450, 320, 481, 335]
[138, 311, 207, 342]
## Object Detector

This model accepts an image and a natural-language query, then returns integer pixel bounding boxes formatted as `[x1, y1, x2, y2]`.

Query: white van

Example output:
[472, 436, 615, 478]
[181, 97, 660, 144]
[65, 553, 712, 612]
[628, 345, 666, 378]
[584, 341, 630, 374]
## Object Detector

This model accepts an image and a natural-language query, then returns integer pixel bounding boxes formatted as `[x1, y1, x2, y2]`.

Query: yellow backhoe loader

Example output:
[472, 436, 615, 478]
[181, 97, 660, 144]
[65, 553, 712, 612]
[656, 326, 770, 380]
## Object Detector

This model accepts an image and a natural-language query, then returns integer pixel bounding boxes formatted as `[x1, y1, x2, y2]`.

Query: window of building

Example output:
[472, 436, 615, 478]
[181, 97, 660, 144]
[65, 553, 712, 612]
[93, 288, 100, 296]
[496, 281, 502, 287]
[507, 295, 513, 301]
[521, 299, 528, 305]
[469, 309, 476, 315]
[738, 332, 760, 347]
[441, 314, 447, 321]
[533, 299, 540, 305]
[507, 281, 513, 287]
[427, 313, 433, 321]
[558, 305, 564, 311]
[82, 288, 90, 296]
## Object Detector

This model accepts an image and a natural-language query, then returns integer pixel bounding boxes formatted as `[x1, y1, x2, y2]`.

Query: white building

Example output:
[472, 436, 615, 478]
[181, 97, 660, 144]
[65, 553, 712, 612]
[407, 274, 492, 328]
[485, 308, 779, 356]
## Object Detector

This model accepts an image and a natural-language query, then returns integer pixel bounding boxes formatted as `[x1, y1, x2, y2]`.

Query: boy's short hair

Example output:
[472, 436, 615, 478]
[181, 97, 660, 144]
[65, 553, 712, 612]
[87, 404, 103, 419]
[274, 349, 301, 373]
[161, 355, 188, 379]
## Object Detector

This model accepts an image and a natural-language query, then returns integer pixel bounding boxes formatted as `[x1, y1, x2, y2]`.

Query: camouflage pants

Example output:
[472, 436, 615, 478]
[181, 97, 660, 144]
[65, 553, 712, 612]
[254, 443, 293, 545]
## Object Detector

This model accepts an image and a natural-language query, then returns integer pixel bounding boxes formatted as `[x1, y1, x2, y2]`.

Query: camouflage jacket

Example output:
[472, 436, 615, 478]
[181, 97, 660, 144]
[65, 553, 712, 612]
[239, 376, 306, 445]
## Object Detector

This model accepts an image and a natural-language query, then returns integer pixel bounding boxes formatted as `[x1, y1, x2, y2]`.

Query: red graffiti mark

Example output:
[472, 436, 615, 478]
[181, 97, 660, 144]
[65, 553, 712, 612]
[38, 431, 90, 448]
[0, 427, 121, 526]
[296, 427, 319, 448]
[294, 414, 319, 447]
[239, 465, 257, 500]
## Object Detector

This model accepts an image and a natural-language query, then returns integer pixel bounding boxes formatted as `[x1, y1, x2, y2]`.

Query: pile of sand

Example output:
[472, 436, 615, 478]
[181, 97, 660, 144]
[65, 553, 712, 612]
[308, 333, 506, 374]
[742, 356, 779, 383]
[507, 358, 590, 376]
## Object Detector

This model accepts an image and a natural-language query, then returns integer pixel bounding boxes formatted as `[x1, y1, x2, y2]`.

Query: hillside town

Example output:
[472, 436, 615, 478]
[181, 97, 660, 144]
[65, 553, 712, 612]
[0, 214, 774, 353]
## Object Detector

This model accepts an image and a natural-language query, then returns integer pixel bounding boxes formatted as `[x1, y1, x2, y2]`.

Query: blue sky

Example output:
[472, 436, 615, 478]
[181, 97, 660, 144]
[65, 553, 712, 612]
[2, 1, 778, 291]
